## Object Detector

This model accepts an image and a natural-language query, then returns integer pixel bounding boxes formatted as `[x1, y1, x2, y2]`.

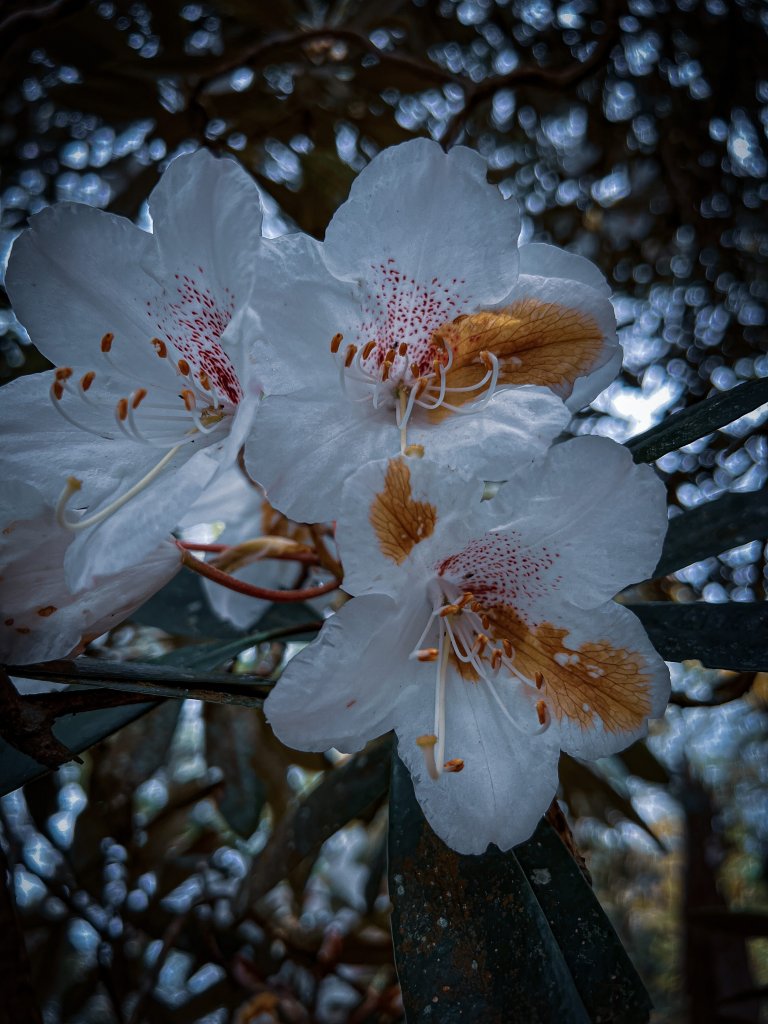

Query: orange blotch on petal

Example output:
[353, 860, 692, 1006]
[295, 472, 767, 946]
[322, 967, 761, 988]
[369, 458, 437, 564]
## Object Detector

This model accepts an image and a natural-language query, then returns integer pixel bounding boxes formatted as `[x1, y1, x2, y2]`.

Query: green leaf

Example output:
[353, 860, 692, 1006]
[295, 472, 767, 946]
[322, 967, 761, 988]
[628, 601, 768, 670]
[627, 378, 768, 464]
[388, 754, 651, 1023]
[654, 485, 768, 577]
[0, 698, 157, 797]
[8, 658, 271, 706]
[131, 571, 245, 639]
[204, 704, 267, 837]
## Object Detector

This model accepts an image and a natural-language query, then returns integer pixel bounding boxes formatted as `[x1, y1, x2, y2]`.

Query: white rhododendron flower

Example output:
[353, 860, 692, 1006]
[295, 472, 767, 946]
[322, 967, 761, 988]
[1, 149, 263, 591]
[0, 481, 180, 664]
[246, 139, 619, 522]
[265, 437, 670, 853]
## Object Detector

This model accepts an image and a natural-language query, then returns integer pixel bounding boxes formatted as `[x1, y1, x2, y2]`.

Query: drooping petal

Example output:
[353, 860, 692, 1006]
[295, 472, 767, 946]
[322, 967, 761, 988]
[481, 597, 670, 760]
[0, 482, 180, 665]
[567, 345, 623, 412]
[265, 593, 427, 753]
[395, 661, 561, 854]
[324, 139, 521, 306]
[518, 242, 611, 296]
[486, 436, 667, 610]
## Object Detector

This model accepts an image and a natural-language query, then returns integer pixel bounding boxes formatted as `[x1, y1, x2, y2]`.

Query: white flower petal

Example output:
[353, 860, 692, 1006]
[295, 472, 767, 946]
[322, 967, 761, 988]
[567, 346, 623, 411]
[489, 436, 667, 609]
[518, 242, 611, 297]
[265, 593, 426, 753]
[395, 662, 561, 854]
[325, 139, 520, 305]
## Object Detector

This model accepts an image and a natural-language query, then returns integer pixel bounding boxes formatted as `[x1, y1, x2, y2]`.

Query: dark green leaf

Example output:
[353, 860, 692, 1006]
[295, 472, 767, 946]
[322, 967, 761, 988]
[131, 571, 245, 639]
[204, 704, 266, 837]
[0, 697, 157, 797]
[8, 658, 271, 706]
[388, 754, 651, 1023]
[654, 485, 768, 577]
[627, 379, 768, 464]
[628, 602, 768, 670]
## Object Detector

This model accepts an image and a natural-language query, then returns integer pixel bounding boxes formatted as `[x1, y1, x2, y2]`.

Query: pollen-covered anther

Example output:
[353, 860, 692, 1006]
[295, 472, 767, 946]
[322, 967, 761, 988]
[439, 603, 461, 618]
[116, 398, 129, 421]
[362, 340, 376, 360]
[457, 592, 474, 609]
[344, 344, 358, 368]
[472, 633, 489, 656]
[404, 443, 425, 458]
[417, 648, 440, 662]
[55, 367, 73, 382]
[152, 337, 167, 358]
[181, 389, 196, 412]
[385, 348, 396, 364]
[178, 358, 191, 376]
[52, 381, 64, 400]
[80, 371, 95, 392]
[443, 758, 464, 773]
[416, 733, 440, 781]
[101, 332, 114, 353]
[491, 648, 503, 671]
[536, 700, 549, 727]
[398, 342, 408, 356]
[381, 362, 391, 382]
[330, 332, 343, 354]
[199, 370, 212, 391]
[534, 671, 545, 690]
[479, 350, 494, 371]
[132, 388, 147, 409]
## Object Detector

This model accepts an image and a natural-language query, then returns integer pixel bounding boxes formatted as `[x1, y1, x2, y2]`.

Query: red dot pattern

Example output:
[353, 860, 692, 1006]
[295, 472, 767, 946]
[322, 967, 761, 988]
[357, 259, 469, 378]
[437, 531, 563, 608]
[147, 267, 242, 404]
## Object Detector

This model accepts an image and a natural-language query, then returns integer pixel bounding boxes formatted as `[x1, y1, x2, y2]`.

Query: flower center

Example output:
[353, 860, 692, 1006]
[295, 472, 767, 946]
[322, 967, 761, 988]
[327, 262, 502, 453]
[411, 577, 551, 781]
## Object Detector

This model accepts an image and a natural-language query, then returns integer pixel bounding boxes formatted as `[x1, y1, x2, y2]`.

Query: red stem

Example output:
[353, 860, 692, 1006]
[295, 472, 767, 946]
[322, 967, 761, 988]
[178, 541, 228, 553]
[177, 543, 341, 603]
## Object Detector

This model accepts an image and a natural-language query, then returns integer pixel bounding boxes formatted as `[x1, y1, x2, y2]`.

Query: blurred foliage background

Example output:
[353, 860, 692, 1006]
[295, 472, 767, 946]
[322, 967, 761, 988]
[1, 0, 767, 1021]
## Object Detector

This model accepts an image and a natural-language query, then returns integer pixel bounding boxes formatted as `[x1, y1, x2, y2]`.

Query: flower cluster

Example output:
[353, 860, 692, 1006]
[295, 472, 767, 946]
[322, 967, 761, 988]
[0, 140, 670, 852]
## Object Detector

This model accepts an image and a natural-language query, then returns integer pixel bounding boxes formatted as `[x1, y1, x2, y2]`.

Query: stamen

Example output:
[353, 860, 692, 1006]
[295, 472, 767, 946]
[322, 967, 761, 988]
[457, 592, 473, 609]
[101, 332, 114, 353]
[181, 389, 196, 412]
[417, 648, 439, 662]
[405, 444, 424, 458]
[536, 700, 549, 726]
[330, 332, 343, 354]
[398, 342, 408, 356]
[491, 648, 503, 671]
[57, 444, 182, 532]
[55, 367, 73, 382]
[416, 735, 439, 782]
[178, 359, 191, 376]
[503, 638, 514, 659]
[80, 371, 95, 392]
[535, 671, 544, 690]
[116, 398, 129, 421]
[199, 370, 211, 391]
[344, 344, 358, 368]
[152, 337, 167, 358]
[439, 604, 461, 618]
[362, 340, 376, 360]
[443, 758, 464, 773]
[132, 388, 147, 409]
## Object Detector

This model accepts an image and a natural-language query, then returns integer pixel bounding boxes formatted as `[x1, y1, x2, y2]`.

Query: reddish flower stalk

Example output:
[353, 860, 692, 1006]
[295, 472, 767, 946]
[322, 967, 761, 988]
[177, 543, 341, 602]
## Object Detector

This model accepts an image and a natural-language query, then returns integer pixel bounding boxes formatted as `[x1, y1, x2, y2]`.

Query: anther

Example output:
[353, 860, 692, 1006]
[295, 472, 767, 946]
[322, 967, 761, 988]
[384, 348, 396, 364]
[491, 649, 503, 671]
[417, 648, 440, 662]
[116, 398, 129, 421]
[101, 332, 114, 352]
[131, 388, 147, 409]
[502, 638, 514, 658]
[178, 359, 191, 376]
[398, 342, 408, 356]
[55, 367, 73, 382]
[481, 615, 491, 630]
[52, 382, 64, 400]
[439, 604, 461, 618]
[457, 592, 474, 609]
[473, 633, 489, 656]
[410, 362, 421, 379]
[443, 758, 464, 774]
[199, 370, 211, 391]
[152, 338, 167, 358]
[536, 700, 549, 726]
[362, 340, 376, 360]
[404, 444, 424, 457]
[414, 378, 429, 398]
[381, 362, 391, 382]
[416, 734, 439, 781]
[479, 350, 494, 371]
[181, 389, 196, 412]
[330, 332, 343, 353]
[344, 344, 358, 368]
[534, 671, 544, 690]
[80, 371, 95, 391]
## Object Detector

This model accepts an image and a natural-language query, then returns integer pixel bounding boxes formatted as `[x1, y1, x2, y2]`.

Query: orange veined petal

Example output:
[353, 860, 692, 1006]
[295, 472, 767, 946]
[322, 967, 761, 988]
[369, 458, 437, 565]
[427, 298, 608, 422]
[482, 603, 653, 735]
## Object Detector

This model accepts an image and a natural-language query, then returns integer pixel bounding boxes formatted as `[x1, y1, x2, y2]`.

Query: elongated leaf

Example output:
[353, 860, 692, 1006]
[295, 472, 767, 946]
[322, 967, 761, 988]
[205, 704, 267, 837]
[8, 658, 271, 706]
[629, 602, 768, 670]
[627, 378, 768, 464]
[654, 485, 768, 577]
[131, 571, 244, 639]
[388, 755, 650, 1023]
[0, 698, 157, 797]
